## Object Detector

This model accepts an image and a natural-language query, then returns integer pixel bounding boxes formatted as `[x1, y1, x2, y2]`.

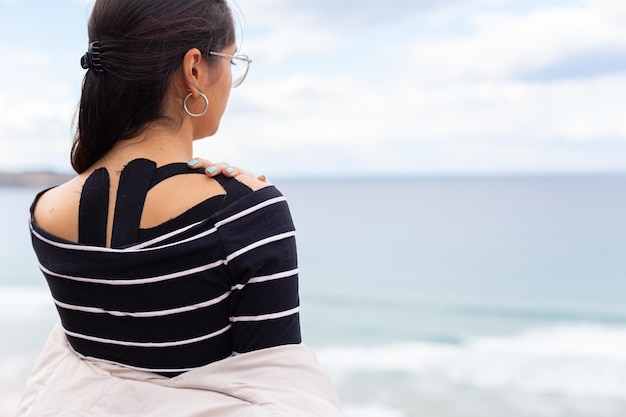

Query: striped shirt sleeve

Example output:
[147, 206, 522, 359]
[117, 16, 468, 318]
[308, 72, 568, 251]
[216, 187, 302, 354]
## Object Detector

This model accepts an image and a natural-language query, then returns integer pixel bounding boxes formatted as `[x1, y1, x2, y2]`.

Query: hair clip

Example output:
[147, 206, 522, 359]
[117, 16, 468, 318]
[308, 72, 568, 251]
[80, 41, 104, 73]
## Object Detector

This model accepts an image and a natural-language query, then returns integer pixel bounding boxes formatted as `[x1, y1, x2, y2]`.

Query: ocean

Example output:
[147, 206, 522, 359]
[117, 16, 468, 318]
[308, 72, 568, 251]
[1, 175, 626, 417]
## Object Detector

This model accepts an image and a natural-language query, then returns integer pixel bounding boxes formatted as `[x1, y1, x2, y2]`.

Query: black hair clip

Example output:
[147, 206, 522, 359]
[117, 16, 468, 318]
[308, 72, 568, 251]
[80, 41, 104, 73]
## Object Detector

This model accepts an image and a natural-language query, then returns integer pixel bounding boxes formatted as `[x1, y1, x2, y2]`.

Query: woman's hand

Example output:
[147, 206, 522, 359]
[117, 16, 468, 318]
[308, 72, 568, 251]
[187, 158, 268, 183]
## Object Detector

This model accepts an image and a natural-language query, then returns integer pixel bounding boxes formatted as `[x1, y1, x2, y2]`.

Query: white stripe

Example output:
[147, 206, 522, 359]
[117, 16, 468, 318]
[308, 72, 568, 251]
[63, 324, 231, 347]
[125, 226, 219, 251]
[215, 196, 287, 228]
[41, 259, 225, 285]
[231, 269, 299, 291]
[230, 306, 300, 323]
[54, 292, 230, 317]
[31, 194, 286, 253]
[226, 231, 296, 263]
[128, 221, 206, 249]
[40, 229, 293, 286]
[31, 226, 129, 253]
[130, 197, 287, 250]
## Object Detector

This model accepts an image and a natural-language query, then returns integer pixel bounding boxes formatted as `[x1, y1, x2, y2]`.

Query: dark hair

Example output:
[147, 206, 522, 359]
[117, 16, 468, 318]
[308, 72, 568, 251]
[71, 0, 236, 173]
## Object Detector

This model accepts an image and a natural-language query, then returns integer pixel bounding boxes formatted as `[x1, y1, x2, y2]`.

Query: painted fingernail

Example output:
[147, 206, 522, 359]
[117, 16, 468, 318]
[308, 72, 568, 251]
[188, 159, 198, 167]
[206, 166, 217, 175]
[225, 167, 235, 175]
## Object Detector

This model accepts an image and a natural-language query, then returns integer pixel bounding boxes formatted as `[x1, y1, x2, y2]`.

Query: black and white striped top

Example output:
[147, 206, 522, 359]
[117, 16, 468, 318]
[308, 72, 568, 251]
[29, 159, 301, 376]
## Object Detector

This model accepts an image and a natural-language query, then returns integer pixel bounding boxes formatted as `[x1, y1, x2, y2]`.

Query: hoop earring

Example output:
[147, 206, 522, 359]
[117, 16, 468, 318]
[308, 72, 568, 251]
[183, 92, 209, 117]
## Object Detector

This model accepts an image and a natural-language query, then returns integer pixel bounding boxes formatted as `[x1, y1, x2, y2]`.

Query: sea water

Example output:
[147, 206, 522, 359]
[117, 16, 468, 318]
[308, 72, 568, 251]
[1, 175, 626, 417]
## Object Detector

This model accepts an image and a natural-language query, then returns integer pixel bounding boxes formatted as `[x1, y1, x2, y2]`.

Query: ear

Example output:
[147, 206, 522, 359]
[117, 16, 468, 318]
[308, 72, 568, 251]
[181, 48, 206, 96]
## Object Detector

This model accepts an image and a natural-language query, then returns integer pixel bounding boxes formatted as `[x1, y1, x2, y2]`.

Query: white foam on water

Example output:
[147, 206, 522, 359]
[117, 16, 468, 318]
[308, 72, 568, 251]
[343, 404, 407, 417]
[0, 287, 54, 320]
[0, 355, 31, 380]
[316, 323, 626, 401]
[0, 393, 20, 417]
[0, 356, 31, 417]
[468, 324, 626, 361]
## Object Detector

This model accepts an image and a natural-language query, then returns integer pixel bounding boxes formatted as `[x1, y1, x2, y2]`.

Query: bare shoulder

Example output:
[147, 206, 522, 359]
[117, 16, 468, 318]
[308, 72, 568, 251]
[141, 172, 269, 228]
[232, 174, 271, 192]
[32, 176, 84, 242]
[32, 168, 272, 238]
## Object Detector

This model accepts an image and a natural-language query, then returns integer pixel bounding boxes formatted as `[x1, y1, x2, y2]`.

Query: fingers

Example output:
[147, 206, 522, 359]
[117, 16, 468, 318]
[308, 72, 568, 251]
[243, 170, 270, 184]
[187, 158, 212, 169]
[188, 158, 268, 182]
[208, 162, 240, 177]
[188, 158, 234, 176]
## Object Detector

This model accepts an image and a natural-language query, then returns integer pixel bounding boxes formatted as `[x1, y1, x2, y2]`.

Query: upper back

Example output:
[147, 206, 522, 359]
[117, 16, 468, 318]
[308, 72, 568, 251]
[33, 159, 267, 247]
[29, 158, 298, 377]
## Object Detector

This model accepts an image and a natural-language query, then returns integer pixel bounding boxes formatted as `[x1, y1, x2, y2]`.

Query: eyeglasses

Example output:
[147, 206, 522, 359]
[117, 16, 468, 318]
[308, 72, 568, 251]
[209, 51, 252, 88]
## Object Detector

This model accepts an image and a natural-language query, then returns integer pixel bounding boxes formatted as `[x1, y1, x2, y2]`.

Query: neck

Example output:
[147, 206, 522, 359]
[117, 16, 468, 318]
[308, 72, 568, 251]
[103, 122, 195, 167]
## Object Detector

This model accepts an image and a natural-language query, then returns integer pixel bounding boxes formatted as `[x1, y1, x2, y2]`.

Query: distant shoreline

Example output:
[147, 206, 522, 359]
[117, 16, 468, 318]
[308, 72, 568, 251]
[1, 170, 625, 188]
[0, 172, 73, 188]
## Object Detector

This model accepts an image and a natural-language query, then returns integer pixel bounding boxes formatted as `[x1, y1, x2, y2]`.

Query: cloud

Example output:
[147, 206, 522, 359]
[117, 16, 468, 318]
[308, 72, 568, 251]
[236, 0, 473, 63]
[229, 0, 626, 143]
[0, 43, 45, 71]
[197, 0, 626, 177]
[0, 92, 75, 171]
[248, 0, 461, 29]
[0, 0, 624, 175]
[198, 61, 626, 178]
[522, 47, 626, 81]
[0, 41, 79, 172]
[242, 26, 338, 64]
[405, 1, 626, 82]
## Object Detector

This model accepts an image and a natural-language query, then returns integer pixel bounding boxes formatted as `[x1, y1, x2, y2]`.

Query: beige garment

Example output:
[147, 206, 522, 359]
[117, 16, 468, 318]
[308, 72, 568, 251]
[17, 324, 344, 417]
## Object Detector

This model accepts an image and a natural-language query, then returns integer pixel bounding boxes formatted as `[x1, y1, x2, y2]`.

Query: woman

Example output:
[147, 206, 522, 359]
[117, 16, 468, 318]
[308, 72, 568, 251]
[17, 1, 343, 416]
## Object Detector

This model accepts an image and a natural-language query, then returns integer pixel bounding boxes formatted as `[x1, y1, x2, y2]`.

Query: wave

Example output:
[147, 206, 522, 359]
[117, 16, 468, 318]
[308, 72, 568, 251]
[316, 323, 626, 401]
[4, 288, 626, 406]
[0, 287, 54, 320]
[342, 404, 406, 417]
[304, 294, 626, 325]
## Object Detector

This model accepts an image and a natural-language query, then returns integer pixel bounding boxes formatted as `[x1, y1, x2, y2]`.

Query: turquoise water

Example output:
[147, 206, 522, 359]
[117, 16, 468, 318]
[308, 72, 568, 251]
[280, 176, 626, 344]
[2, 175, 626, 417]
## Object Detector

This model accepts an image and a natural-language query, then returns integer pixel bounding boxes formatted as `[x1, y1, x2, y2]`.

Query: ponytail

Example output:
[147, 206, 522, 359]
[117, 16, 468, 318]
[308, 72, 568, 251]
[71, 0, 235, 173]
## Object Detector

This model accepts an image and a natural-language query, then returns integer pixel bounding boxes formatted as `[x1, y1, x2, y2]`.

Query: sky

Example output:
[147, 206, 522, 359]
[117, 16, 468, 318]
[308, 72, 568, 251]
[0, 0, 625, 178]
